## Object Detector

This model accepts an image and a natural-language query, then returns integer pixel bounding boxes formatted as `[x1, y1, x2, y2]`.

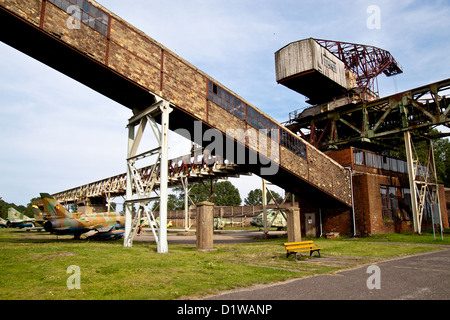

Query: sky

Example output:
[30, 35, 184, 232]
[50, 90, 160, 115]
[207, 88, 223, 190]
[1, 0, 450, 206]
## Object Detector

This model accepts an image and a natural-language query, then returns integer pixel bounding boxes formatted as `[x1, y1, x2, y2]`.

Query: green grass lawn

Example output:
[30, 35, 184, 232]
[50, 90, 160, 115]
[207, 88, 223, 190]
[0, 228, 446, 300]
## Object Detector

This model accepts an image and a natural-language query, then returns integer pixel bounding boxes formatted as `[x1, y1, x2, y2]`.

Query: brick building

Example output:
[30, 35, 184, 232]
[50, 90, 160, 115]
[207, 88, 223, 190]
[295, 147, 449, 237]
[1, 1, 448, 240]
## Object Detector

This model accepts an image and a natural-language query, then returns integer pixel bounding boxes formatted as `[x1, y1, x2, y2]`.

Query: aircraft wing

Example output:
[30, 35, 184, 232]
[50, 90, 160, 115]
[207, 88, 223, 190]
[93, 225, 115, 233]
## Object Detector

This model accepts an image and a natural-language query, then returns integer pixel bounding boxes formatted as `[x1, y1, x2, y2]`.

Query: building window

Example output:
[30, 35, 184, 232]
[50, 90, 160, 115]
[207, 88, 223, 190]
[353, 149, 364, 165]
[353, 148, 411, 175]
[401, 188, 413, 220]
[280, 129, 307, 159]
[208, 81, 245, 120]
[380, 185, 416, 221]
[48, 0, 110, 36]
[380, 185, 400, 221]
[208, 81, 279, 141]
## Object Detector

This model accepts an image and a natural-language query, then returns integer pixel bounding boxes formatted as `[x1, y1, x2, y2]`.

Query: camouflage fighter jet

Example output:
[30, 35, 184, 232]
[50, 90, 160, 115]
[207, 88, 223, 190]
[0, 217, 7, 228]
[31, 205, 47, 227]
[6, 207, 37, 229]
[40, 193, 125, 240]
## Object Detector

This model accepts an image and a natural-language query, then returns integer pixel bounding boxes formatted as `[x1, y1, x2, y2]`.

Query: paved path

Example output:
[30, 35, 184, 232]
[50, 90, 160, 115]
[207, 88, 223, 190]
[207, 248, 450, 300]
[134, 228, 285, 245]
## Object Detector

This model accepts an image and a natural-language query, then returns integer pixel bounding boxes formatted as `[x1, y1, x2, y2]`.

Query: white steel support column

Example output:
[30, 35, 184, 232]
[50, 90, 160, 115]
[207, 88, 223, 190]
[158, 102, 170, 253]
[181, 176, 193, 232]
[404, 131, 421, 234]
[124, 123, 135, 247]
[123, 98, 172, 253]
[404, 131, 443, 237]
[262, 179, 268, 234]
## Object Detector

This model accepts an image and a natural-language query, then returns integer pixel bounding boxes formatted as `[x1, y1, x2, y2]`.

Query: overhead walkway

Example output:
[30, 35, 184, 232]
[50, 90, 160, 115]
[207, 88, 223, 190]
[51, 152, 250, 204]
[0, 0, 352, 210]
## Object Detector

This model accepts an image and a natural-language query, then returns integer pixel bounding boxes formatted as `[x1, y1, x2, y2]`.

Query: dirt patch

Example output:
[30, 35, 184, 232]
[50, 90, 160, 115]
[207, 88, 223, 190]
[40, 252, 78, 260]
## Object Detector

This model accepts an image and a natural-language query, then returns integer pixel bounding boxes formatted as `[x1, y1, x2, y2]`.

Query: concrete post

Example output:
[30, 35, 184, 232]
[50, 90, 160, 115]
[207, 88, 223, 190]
[196, 201, 215, 252]
[287, 207, 302, 242]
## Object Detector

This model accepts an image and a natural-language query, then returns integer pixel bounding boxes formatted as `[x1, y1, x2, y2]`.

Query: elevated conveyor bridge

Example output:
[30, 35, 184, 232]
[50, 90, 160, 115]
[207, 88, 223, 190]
[1, 0, 356, 250]
[0, 0, 352, 208]
[51, 152, 251, 204]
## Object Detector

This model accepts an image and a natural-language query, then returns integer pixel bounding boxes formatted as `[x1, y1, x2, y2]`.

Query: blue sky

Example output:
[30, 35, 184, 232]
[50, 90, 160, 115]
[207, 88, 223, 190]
[1, 0, 450, 206]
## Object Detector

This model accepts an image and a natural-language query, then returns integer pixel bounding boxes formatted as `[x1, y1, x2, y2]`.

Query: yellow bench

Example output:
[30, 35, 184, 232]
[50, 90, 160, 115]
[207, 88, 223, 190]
[284, 241, 323, 260]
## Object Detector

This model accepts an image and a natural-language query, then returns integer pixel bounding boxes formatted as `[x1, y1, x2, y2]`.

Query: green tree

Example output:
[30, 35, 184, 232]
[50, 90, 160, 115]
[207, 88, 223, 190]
[244, 188, 281, 205]
[152, 194, 183, 211]
[0, 197, 28, 219]
[212, 181, 241, 206]
[244, 189, 263, 206]
[189, 181, 215, 205]
[167, 180, 242, 208]
[390, 131, 450, 187]
[433, 137, 450, 186]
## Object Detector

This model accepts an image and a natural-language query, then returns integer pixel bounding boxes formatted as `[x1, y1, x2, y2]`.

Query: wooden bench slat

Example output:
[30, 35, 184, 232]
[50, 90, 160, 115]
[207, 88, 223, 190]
[283, 240, 323, 260]
[287, 248, 322, 253]
[284, 241, 314, 246]
[286, 244, 316, 249]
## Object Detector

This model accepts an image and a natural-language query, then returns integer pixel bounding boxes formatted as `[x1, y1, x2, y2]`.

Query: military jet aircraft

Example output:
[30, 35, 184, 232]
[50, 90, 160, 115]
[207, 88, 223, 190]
[31, 205, 47, 227]
[0, 217, 7, 228]
[6, 207, 37, 229]
[40, 193, 125, 240]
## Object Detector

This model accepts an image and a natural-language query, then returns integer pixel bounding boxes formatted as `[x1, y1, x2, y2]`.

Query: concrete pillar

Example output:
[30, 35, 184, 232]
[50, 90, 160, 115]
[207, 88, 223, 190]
[287, 207, 302, 242]
[196, 201, 215, 252]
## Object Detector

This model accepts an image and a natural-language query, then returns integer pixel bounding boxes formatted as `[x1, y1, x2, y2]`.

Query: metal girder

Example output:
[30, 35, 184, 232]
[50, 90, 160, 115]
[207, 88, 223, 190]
[123, 98, 171, 253]
[287, 77, 450, 151]
[404, 131, 443, 237]
[314, 39, 403, 96]
[52, 151, 249, 204]
[261, 179, 288, 235]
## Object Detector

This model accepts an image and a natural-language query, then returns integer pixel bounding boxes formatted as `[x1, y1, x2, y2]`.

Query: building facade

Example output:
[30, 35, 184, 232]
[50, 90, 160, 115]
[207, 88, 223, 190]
[295, 147, 449, 237]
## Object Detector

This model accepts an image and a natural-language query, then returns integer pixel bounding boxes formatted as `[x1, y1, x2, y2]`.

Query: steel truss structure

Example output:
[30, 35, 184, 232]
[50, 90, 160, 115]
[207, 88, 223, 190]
[286, 77, 450, 236]
[123, 97, 171, 253]
[261, 179, 288, 234]
[52, 151, 247, 204]
[314, 39, 403, 97]
[404, 131, 443, 237]
[286, 77, 450, 151]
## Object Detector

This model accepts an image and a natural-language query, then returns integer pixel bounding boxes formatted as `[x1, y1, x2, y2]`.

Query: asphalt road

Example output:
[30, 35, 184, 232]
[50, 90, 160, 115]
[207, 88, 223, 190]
[207, 248, 450, 300]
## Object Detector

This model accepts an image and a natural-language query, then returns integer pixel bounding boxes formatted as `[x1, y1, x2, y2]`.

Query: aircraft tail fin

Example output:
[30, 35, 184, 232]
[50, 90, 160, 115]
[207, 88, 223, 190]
[40, 193, 72, 219]
[7, 208, 22, 221]
[31, 205, 47, 220]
